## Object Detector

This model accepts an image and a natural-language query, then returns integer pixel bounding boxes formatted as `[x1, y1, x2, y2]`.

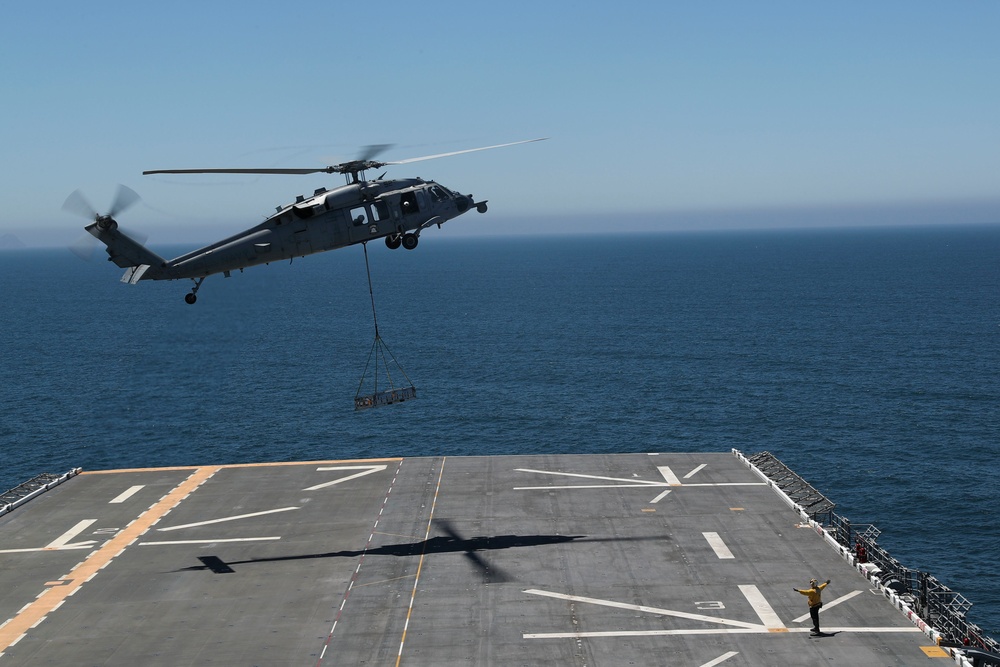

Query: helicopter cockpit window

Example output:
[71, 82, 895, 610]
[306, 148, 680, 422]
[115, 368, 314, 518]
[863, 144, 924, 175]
[373, 200, 389, 221]
[429, 186, 449, 202]
[400, 191, 420, 216]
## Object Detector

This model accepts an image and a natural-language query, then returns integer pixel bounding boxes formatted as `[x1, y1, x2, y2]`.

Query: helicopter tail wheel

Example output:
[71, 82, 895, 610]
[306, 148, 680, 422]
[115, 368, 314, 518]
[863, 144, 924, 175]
[184, 293, 197, 305]
[385, 234, 402, 250]
[401, 233, 419, 250]
[476, 201, 488, 214]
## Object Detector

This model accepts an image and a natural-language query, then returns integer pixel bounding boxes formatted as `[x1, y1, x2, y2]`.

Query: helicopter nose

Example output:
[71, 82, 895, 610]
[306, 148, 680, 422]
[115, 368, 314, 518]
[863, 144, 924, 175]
[456, 196, 470, 213]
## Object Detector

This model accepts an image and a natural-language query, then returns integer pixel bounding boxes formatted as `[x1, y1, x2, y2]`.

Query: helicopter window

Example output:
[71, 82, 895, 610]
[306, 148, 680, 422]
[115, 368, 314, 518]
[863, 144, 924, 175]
[400, 191, 419, 215]
[373, 200, 389, 221]
[429, 186, 448, 202]
[350, 207, 366, 226]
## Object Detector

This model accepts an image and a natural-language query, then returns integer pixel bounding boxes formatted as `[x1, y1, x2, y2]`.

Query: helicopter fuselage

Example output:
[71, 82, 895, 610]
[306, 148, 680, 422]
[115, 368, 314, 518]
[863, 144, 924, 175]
[86, 177, 486, 290]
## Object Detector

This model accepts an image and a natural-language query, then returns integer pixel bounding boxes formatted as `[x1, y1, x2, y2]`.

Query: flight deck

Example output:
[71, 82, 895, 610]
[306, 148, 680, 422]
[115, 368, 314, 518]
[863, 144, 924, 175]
[0, 452, 954, 665]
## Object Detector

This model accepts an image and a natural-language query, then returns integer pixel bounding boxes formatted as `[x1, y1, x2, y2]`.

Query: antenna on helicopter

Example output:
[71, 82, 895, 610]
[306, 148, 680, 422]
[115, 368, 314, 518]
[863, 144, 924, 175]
[354, 242, 416, 410]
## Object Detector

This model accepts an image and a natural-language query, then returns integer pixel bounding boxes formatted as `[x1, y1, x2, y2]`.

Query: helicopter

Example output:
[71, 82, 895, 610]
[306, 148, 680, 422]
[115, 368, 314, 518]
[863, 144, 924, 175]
[65, 138, 546, 303]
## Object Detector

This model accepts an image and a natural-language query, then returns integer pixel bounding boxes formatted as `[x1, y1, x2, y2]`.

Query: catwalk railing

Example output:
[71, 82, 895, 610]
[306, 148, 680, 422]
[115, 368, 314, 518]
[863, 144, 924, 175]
[1, 469, 81, 516]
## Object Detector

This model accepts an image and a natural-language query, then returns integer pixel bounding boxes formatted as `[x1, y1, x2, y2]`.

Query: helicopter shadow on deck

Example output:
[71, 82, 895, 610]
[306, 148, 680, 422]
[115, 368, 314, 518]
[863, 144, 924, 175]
[177, 520, 669, 584]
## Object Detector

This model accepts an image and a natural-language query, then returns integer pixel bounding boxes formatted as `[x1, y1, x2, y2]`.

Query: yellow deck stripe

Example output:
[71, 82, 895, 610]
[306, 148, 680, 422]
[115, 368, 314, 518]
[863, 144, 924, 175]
[0, 466, 221, 652]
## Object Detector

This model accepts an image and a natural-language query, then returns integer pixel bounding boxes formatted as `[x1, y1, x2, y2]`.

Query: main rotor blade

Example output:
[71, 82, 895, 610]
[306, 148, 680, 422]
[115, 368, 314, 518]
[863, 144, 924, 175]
[143, 138, 548, 177]
[143, 167, 328, 175]
[385, 138, 548, 166]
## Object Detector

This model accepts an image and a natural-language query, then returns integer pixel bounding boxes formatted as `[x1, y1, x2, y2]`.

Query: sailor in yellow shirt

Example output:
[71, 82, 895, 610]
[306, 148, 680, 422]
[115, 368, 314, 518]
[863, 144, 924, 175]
[794, 578, 830, 635]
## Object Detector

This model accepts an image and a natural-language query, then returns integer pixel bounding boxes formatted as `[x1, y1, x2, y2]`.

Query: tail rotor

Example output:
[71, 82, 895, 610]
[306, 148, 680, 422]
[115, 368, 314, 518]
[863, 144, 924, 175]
[63, 185, 145, 259]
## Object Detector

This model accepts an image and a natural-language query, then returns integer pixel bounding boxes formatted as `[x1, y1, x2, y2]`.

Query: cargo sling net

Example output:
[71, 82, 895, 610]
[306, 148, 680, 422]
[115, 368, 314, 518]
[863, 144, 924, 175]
[354, 242, 416, 410]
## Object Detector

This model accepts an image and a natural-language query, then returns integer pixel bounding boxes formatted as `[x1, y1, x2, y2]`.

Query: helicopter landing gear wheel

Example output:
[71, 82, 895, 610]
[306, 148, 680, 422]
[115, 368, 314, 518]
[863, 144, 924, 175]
[385, 234, 402, 250]
[402, 233, 419, 250]
[185, 276, 205, 305]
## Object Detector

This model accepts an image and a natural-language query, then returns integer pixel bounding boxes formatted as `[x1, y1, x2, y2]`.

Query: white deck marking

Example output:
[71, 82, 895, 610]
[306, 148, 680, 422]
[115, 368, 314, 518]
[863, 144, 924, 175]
[517, 483, 671, 491]
[157, 506, 298, 531]
[525, 626, 921, 639]
[738, 585, 785, 629]
[45, 520, 97, 549]
[525, 589, 765, 630]
[703, 532, 735, 559]
[684, 464, 708, 479]
[657, 466, 683, 486]
[515, 468, 666, 486]
[792, 590, 864, 623]
[650, 489, 672, 503]
[0, 545, 94, 554]
[700, 652, 739, 667]
[304, 465, 387, 491]
[140, 537, 281, 545]
[678, 483, 767, 487]
[108, 486, 145, 504]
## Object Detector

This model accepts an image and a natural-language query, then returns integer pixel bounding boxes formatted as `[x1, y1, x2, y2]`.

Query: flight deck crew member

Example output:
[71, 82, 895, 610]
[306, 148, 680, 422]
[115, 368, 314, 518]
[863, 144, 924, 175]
[794, 578, 830, 635]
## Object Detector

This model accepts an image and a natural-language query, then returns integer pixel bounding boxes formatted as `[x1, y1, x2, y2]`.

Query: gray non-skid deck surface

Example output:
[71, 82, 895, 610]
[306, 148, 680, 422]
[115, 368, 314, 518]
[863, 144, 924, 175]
[0, 453, 939, 665]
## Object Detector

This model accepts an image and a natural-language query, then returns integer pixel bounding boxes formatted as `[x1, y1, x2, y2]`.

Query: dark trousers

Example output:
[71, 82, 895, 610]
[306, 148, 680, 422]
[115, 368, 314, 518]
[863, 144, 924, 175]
[810, 603, 822, 631]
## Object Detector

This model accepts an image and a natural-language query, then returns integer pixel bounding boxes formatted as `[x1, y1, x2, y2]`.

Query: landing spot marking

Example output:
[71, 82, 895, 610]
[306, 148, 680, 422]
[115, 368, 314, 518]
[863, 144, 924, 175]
[738, 585, 785, 629]
[684, 464, 708, 479]
[792, 590, 863, 623]
[109, 486, 145, 504]
[703, 532, 734, 559]
[141, 537, 281, 546]
[305, 464, 388, 491]
[45, 520, 97, 549]
[658, 466, 682, 486]
[524, 587, 921, 640]
[650, 490, 672, 504]
[158, 506, 298, 531]
[700, 652, 739, 667]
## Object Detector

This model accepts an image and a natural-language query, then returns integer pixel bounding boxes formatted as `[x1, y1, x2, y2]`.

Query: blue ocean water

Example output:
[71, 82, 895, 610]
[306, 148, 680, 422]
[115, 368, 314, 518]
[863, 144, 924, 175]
[2, 225, 998, 636]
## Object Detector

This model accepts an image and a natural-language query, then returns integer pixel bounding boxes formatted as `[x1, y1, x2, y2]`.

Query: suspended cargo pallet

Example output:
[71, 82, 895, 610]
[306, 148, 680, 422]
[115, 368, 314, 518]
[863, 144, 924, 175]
[355, 386, 417, 411]
[353, 242, 417, 411]
[354, 334, 417, 411]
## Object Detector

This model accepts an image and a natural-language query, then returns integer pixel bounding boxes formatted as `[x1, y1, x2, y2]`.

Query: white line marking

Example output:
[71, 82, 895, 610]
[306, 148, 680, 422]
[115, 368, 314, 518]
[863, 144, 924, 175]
[109, 485, 144, 504]
[738, 585, 785, 629]
[516, 483, 670, 491]
[703, 532, 735, 559]
[140, 537, 281, 545]
[650, 489, 672, 503]
[157, 507, 298, 531]
[700, 651, 739, 667]
[0, 545, 95, 554]
[658, 466, 682, 486]
[45, 520, 97, 549]
[305, 465, 388, 491]
[525, 626, 921, 639]
[516, 468, 666, 486]
[676, 483, 768, 487]
[685, 464, 707, 479]
[792, 590, 864, 623]
[525, 589, 764, 630]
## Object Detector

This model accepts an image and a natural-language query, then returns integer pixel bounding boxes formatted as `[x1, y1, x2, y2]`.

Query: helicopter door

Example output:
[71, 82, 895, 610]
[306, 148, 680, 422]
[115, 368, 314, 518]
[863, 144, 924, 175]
[347, 204, 388, 243]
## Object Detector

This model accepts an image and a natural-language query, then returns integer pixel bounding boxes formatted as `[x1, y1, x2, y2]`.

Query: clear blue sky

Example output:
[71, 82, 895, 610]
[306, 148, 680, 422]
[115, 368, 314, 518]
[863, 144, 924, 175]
[3, 1, 1000, 246]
